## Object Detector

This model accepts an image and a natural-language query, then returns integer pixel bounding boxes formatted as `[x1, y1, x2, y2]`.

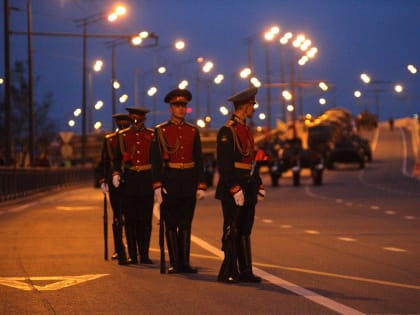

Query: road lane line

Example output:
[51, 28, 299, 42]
[189, 235, 365, 315]
[383, 247, 407, 253]
[337, 237, 356, 242]
[153, 248, 420, 291]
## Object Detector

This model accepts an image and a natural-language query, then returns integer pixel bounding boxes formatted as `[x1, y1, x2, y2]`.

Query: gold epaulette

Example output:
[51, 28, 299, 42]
[184, 121, 198, 129]
[118, 126, 131, 134]
[155, 121, 169, 130]
[105, 131, 117, 139]
[224, 119, 235, 127]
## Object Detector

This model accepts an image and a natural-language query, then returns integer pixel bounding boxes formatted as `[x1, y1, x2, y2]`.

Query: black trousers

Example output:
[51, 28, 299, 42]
[123, 195, 154, 261]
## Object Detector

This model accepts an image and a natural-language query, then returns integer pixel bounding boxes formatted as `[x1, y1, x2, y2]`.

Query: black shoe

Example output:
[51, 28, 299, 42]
[168, 266, 180, 274]
[111, 252, 118, 260]
[118, 259, 129, 266]
[181, 264, 198, 273]
[140, 257, 154, 264]
[127, 258, 138, 265]
[239, 272, 261, 283]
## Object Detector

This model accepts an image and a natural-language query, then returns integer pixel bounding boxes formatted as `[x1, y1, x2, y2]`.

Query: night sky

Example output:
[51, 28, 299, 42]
[1, 0, 419, 132]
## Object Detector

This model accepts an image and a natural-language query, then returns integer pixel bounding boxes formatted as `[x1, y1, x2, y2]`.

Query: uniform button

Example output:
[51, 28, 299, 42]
[180, 146, 184, 149]
[137, 141, 140, 144]
[137, 150, 140, 154]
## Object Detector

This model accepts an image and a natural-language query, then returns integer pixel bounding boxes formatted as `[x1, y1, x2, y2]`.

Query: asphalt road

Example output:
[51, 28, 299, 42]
[0, 125, 419, 314]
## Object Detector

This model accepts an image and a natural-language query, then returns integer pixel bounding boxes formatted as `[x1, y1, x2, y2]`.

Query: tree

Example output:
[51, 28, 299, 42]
[0, 60, 58, 164]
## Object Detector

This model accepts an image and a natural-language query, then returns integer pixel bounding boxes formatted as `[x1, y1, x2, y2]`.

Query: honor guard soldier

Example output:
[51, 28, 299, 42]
[215, 87, 266, 283]
[99, 113, 131, 265]
[151, 88, 207, 274]
[112, 107, 155, 265]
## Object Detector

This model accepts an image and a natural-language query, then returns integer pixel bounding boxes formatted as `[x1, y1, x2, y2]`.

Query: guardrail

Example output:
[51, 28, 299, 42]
[0, 166, 95, 202]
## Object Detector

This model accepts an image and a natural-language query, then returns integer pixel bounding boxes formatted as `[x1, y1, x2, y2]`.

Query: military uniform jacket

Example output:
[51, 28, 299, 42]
[151, 119, 206, 197]
[113, 126, 154, 196]
[215, 115, 262, 204]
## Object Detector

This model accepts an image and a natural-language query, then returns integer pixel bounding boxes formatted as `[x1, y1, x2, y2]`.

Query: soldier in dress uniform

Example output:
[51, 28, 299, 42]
[215, 86, 266, 283]
[99, 113, 131, 265]
[151, 88, 207, 274]
[112, 107, 154, 265]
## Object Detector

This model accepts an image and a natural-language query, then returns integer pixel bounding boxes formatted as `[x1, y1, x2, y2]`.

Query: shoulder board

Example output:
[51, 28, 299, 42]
[224, 119, 235, 127]
[184, 121, 198, 129]
[105, 131, 117, 139]
[155, 121, 169, 129]
[146, 127, 154, 133]
[118, 127, 131, 134]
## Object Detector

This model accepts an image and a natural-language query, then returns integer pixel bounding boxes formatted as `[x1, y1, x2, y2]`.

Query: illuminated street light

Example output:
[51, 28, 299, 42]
[240, 67, 252, 78]
[360, 73, 371, 84]
[219, 105, 229, 116]
[147, 86, 157, 96]
[94, 121, 103, 130]
[354, 90, 362, 98]
[407, 64, 417, 74]
[94, 100, 104, 110]
[119, 93, 128, 103]
[394, 84, 403, 94]
[178, 80, 189, 89]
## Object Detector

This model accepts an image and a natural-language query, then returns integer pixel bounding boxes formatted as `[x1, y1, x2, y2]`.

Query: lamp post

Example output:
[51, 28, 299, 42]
[74, 4, 127, 164]
[360, 73, 392, 119]
[108, 31, 159, 129]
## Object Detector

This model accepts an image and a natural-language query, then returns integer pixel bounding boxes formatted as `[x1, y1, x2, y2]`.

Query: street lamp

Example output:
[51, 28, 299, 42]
[359, 72, 392, 118]
[108, 31, 158, 129]
[74, 4, 127, 164]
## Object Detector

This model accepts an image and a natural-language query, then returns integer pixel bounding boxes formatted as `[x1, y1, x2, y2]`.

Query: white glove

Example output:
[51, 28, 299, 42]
[196, 189, 205, 200]
[112, 174, 120, 188]
[154, 188, 163, 204]
[258, 189, 266, 201]
[100, 182, 109, 193]
[233, 189, 245, 206]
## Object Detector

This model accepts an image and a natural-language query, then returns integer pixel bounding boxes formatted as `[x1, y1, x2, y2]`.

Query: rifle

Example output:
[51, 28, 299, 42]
[103, 193, 108, 260]
[159, 203, 166, 273]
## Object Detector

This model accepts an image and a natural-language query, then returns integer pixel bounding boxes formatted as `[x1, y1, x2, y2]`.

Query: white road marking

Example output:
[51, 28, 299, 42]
[261, 219, 273, 224]
[384, 210, 396, 215]
[383, 247, 407, 253]
[0, 274, 109, 291]
[370, 205, 380, 210]
[345, 202, 353, 206]
[335, 199, 344, 204]
[337, 237, 356, 242]
[56, 206, 95, 211]
[404, 215, 416, 220]
[304, 230, 320, 235]
[190, 235, 365, 315]
[280, 224, 293, 229]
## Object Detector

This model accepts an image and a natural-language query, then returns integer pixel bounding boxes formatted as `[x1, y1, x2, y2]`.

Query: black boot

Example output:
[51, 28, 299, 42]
[166, 229, 180, 273]
[111, 223, 119, 260]
[179, 228, 197, 273]
[125, 223, 138, 264]
[139, 226, 153, 264]
[217, 225, 239, 283]
[114, 221, 128, 265]
[238, 235, 261, 283]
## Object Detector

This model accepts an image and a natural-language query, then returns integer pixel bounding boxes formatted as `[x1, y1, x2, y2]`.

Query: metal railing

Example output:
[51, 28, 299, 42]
[0, 166, 95, 202]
